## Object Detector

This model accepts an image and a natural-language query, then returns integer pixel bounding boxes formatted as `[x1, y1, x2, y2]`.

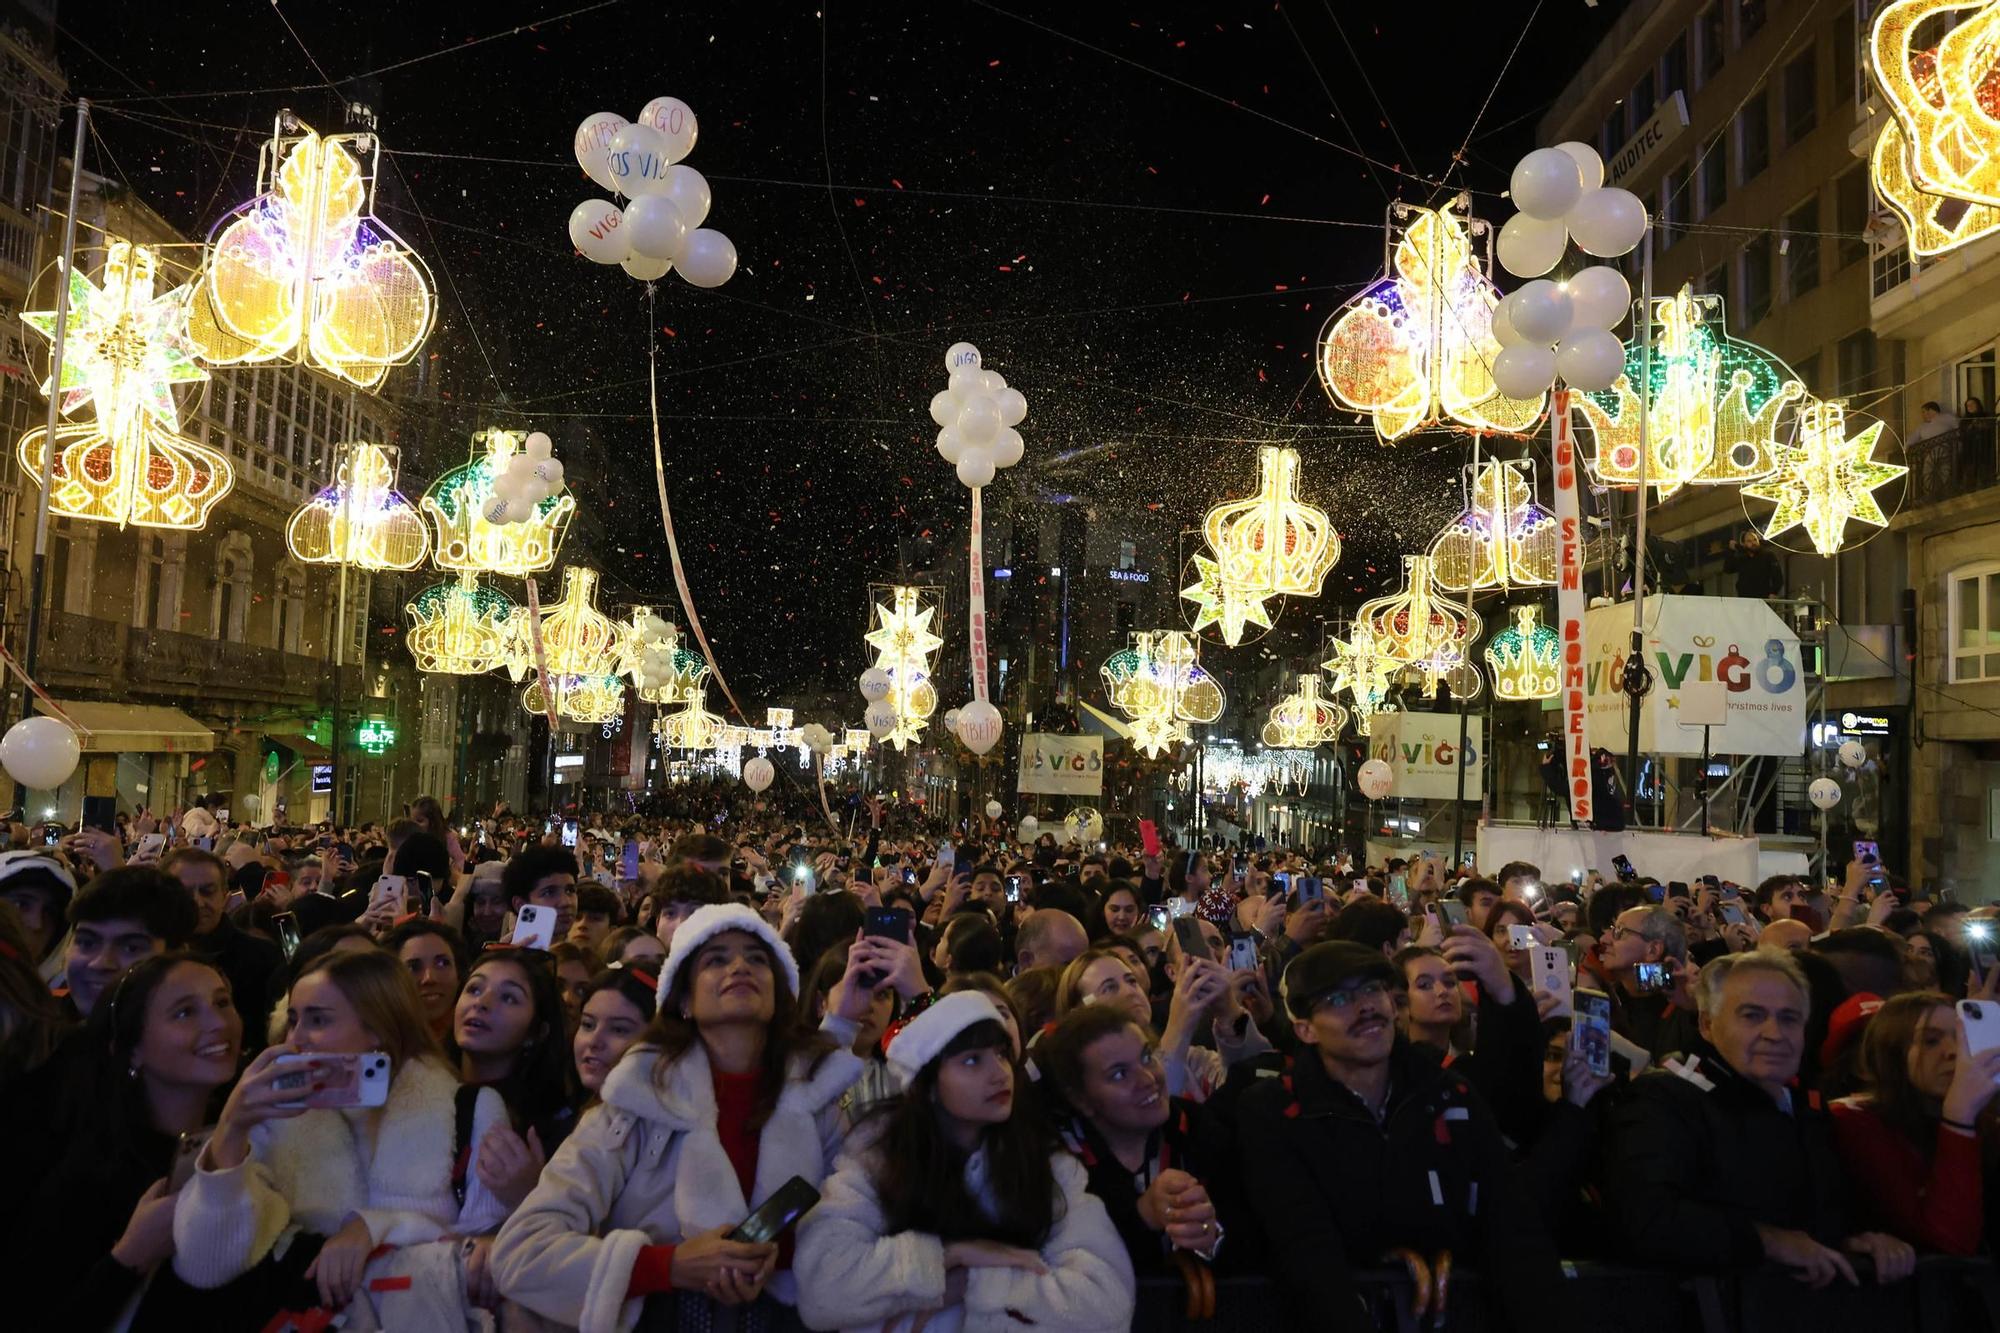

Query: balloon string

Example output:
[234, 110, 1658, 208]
[0, 641, 86, 734]
[968, 485, 989, 705]
[646, 284, 747, 722]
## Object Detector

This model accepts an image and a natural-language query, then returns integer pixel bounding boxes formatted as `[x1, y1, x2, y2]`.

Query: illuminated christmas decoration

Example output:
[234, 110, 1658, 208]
[188, 119, 435, 389]
[1180, 446, 1340, 646]
[421, 428, 576, 575]
[18, 241, 233, 529]
[1319, 198, 1545, 442]
[1572, 285, 1805, 498]
[1261, 675, 1347, 749]
[1742, 398, 1907, 556]
[843, 727, 873, 753]
[1869, 0, 2000, 256]
[1484, 604, 1562, 701]
[506, 565, 620, 683]
[865, 585, 943, 750]
[405, 571, 518, 675]
[1358, 555, 1483, 670]
[1322, 621, 1400, 736]
[1101, 630, 1226, 758]
[1428, 458, 1558, 591]
[623, 610, 708, 705]
[287, 442, 429, 570]
[525, 673, 626, 725]
[655, 694, 727, 751]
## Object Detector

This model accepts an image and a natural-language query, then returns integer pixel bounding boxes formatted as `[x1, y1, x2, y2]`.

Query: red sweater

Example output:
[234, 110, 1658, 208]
[627, 1070, 769, 1297]
[1829, 1097, 1985, 1256]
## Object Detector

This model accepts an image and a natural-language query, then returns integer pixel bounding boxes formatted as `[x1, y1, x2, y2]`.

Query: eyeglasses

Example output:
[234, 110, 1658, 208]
[1314, 979, 1394, 1011]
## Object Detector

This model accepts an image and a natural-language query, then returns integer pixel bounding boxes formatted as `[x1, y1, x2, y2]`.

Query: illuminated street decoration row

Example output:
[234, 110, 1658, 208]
[1869, 0, 2000, 256]
[1180, 445, 1340, 646]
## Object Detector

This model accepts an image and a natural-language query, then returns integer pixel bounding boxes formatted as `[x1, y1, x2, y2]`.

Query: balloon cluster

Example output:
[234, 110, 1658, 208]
[858, 667, 897, 739]
[482, 431, 566, 526]
[799, 722, 833, 755]
[630, 611, 679, 691]
[931, 343, 1028, 489]
[1489, 143, 1650, 400]
[568, 98, 737, 288]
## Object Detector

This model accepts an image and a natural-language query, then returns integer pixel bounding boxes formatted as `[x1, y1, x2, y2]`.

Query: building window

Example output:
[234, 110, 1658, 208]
[1784, 198, 1820, 298]
[1699, 135, 1729, 217]
[1950, 564, 2000, 683]
[1794, 352, 1821, 396]
[1739, 0, 1767, 42]
[1835, 166, 1869, 268]
[1599, 110, 1622, 159]
[1661, 162, 1690, 238]
[1662, 30, 1689, 95]
[1832, 7, 1856, 107]
[1738, 90, 1770, 182]
[1700, 264, 1728, 299]
[1698, 7, 1726, 84]
[1740, 235, 1774, 324]
[1116, 601, 1136, 631]
[1960, 348, 1996, 416]
[1782, 47, 1817, 143]
[1628, 70, 1657, 137]
[1837, 329, 1878, 394]
[1118, 540, 1136, 571]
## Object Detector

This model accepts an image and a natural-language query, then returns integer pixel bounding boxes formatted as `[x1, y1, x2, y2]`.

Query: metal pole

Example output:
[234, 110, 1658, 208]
[1624, 232, 1655, 802]
[22, 98, 90, 702]
[1450, 681, 1468, 866]
[331, 442, 352, 829]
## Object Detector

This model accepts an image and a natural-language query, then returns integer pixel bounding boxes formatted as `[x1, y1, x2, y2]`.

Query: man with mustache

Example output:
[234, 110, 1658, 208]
[1236, 941, 1558, 1331]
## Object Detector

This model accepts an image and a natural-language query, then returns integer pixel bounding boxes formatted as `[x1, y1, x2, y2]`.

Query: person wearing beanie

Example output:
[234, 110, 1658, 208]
[0, 850, 78, 985]
[492, 903, 884, 1333]
[795, 991, 1135, 1332]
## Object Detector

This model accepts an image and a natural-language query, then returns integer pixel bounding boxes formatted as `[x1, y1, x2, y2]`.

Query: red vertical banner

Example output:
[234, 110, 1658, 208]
[1550, 390, 1593, 826]
[968, 486, 990, 704]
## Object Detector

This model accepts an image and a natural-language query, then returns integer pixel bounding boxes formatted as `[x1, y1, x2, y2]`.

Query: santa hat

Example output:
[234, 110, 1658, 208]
[655, 902, 800, 1011]
[885, 991, 1005, 1084]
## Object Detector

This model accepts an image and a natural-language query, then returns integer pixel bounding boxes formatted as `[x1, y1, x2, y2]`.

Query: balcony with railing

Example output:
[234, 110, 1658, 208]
[37, 610, 365, 706]
[1906, 422, 2000, 511]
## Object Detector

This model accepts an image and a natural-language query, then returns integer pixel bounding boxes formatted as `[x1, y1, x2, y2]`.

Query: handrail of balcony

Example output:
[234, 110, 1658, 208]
[1906, 421, 1999, 509]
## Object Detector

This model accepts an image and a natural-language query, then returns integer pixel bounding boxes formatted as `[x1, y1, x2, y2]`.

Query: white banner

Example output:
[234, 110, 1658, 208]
[1368, 711, 1483, 802]
[1017, 734, 1104, 795]
[1582, 595, 1806, 756]
[1477, 824, 1761, 887]
[1550, 392, 1593, 824]
[968, 487, 990, 704]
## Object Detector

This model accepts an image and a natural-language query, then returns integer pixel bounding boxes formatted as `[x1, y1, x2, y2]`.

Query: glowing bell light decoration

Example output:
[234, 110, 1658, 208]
[1322, 620, 1401, 737]
[506, 565, 620, 684]
[405, 571, 518, 675]
[1318, 197, 1546, 443]
[1261, 675, 1347, 749]
[1868, 0, 2000, 257]
[1180, 445, 1341, 646]
[1484, 605, 1562, 701]
[187, 117, 435, 390]
[1741, 398, 1906, 557]
[421, 428, 576, 576]
[1428, 459, 1558, 592]
[863, 585, 943, 751]
[287, 442, 430, 570]
[19, 240, 234, 530]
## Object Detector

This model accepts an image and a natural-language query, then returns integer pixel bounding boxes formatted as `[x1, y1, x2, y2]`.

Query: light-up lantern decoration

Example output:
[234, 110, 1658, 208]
[1261, 675, 1347, 749]
[421, 428, 576, 575]
[624, 609, 709, 705]
[1742, 398, 1907, 556]
[864, 585, 943, 751]
[1572, 285, 1806, 499]
[405, 571, 518, 675]
[1869, 0, 2000, 257]
[526, 673, 626, 725]
[1319, 198, 1546, 442]
[18, 241, 233, 529]
[1428, 458, 1559, 592]
[188, 119, 435, 390]
[287, 442, 429, 570]
[1101, 630, 1226, 759]
[506, 565, 620, 686]
[1484, 604, 1562, 701]
[1322, 621, 1400, 737]
[843, 727, 872, 753]
[1180, 445, 1340, 646]
[655, 692, 727, 751]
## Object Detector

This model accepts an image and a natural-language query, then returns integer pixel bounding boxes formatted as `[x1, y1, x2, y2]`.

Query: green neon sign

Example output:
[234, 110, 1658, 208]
[356, 721, 397, 754]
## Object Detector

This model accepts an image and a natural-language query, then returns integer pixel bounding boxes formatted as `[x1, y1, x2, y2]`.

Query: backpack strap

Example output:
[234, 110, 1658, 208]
[451, 1083, 482, 1209]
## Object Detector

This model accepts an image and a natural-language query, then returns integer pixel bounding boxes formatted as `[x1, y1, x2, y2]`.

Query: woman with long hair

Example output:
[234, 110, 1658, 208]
[407, 795, 466, 876]
[1831, 990, 2000, 1254]
[572, 964, 657, 1104]
[493, 903, 882, 1332]
[0, 898, 65, 1095]
[795, 992, 1135, 1331]
[1087, 882, 1144, 942]
[446, 947, 579, 1197]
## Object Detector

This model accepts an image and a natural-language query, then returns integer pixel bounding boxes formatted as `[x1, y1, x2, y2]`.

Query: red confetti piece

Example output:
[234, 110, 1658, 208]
[1260, 194, 1270, 205]
[988, 59, 1001, 67]
[853, 198, 866, 207]
[891, 178, 904, 189]
[1274, 283, 1288, 291]
[661, 327, 676, 337]
[997, 264, 1012, 272]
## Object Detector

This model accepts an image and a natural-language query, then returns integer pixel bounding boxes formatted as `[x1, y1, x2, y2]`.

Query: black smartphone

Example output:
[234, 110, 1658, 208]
[728, 1175, 821, 1244]
[863, 905, 912, 945]
[1644, 882, 1667, 903]
[1271, 871, 1292, 896]
[41, 822, 62, 847]
[1612, 854, 1637, 881]
[1666, 881, 1690, 899]
[274, 911, 301, 960]
[1172, 916, 1213, 962]
[1438, 899, 1470, 930]
[81, 795, 116, 835]
[1633, 961, 1670, 993]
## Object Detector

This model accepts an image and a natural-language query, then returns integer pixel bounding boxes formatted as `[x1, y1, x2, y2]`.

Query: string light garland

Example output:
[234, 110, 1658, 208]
[1428, 458, 1559, 592]
[1869, 0, 2000, 256]
[18, 240, 233, 530]
[1179, 445, 1340, 646]
[1484, 604, 1561, 700]
[286, 441, 429, 570]
[863, 585, 943, 751]
[1322, 620, 1400, 736]
[188, 117, 435, 389]
[1261, 674, 1347, 749]
[1742, 398, 1907, 556]
[405, 571, 518, 674]
[1319, 198, 1545, 442]
[421, 428, 576, 575]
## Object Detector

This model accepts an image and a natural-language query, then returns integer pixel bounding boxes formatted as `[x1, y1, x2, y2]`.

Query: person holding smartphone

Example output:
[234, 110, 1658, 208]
[1596, 905, 1700, 1064]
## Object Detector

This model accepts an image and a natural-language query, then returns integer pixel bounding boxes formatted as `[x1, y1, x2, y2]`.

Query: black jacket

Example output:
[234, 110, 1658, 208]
[190, 917, 283, 1033]
[1452, 977, 1548, 1147]
[1061, 1096, 1250, 1277]
[1604, 1039, 1850, 1270]
[1236, 1039, 1561, 1332]
[1609, 982, 1700, 1064]
[6, 1121, 176, 1330]
[1726, 544, 1786, 599]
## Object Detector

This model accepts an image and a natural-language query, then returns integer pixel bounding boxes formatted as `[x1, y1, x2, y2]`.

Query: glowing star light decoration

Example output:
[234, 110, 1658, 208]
[1101, 630, 1226, 759]
[1573, 285, 1805, 498]
[287, 442, 429, 570]
[1180, 446, 1340, 646]
[1869, 0, 2000, 257]
[421, 429, 576, 576]
[1261, 675, 1347, 749]
[1319, 198, 1545, 442]
[405, 571, 518, 675]
[1484, 604, 1562, 701]
[1322, 621, 1400, 736]
[1428, 459, 1558, 591]
[864, 586, 943, 750]
[19, 241, 233, 529]
[1742, 398, 1907, 556]
[188, 119, 434, 389]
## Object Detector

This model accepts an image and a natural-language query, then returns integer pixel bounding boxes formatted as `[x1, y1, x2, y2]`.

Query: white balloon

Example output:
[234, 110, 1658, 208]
[1356, 757, 1394, 800]
[481, 494, 513, 524]
[1808, 777, 1842, 811]
[675, 229, 737, 288]
[991, 427, 1024, 468]
[948, 368, 981, 397]
[929, 390, 957, 427]
[573, 112, 628, 193]
[1565, 265, 1632, 330]
[1567, 187, 1649, 257]
[1508, 279, 1575, 344]
[1555, 328, 1625, 391]
[533, 458, 565, 486]
[620, 252, 673, 281]
[1496, 212, 1568, 278]
[995, 387, 1027, 427]
[859, 667, 892, 702]
[567, 199, 630, 264]
[943, 708, 961, 732]
[644, 613, 670, 636]
[864, 703, 898, 738]
[977, 370, 1005, 394]
[520, 477, 551, 505]
[662, 164, 711, 229]
[956, 700, 1003, 755]
[1511, 147, 1585, 220]
[936, 428, 966, 464]
[605, 123, 671, 197]
[957, 398, 1000, 445]
[1838, 739, 1867, 769]
[637, 96, 699, 164]
[956, 451, 996, 488]
[984, 799, 1003, 820]
[1492, 345, 1558, 400]
[505, 498, 538, 524]
[1489, 296, 1525, 349]
[945, 342, 982, 374]
[742, 756, 774, 793]
[1555, 140, 1606, 190]
[624, 195, 688, 261]
[524, 431, 553, 461]
[1017, 816, 1040, 843]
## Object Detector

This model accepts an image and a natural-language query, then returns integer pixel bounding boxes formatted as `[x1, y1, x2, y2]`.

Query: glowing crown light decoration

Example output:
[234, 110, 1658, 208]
[861, 585, 943, 751]
[506, 565, 620, 687]
[1428, 458, 1559, 591]
[1261, 674, 1347, 749]
[1742, 398, 1908, 556]
[19, 241, 234, 530]
[422, 428, 576, 575]
[624, 608, 709, 704]
[1484, 604, 1562, 701]
[1572, 285, 1806, 499]
[1180, 446, 1340, 646]
[1869, 0, 2000, 257]
[188, 117, 435, 389]
[1358, 555, 1483, 669]
[1322, 620, 1400, 736]
[526, 673, 626, 726]
[1319, 198, 1546, 442]
[655, 692, 726, 751]
[287, 442, 429, 570]
[1100, 630, 1227, 759]
[405, 571, 518, 675]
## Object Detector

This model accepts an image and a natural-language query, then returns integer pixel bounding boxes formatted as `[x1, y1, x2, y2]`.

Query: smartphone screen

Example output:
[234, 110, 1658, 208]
[1719, 902, 1748, 927]
[1634, 961, 1670, 993]
[1172, 916, 1213, 962]
[1572, 989, 1613, 1078]
[274, 911, 301, 960]
[863, 905, 912, 944]
[1005, 876, 1022, 904]
[1438, 899, 1470, 930]
[1853, 839, 1879, 865]
[1227, 935, 1259, 972]
[1146, 904, 1169, 932]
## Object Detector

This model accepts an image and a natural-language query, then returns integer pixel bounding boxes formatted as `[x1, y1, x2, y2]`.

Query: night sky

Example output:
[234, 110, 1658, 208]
[52, 0, 1617, 701]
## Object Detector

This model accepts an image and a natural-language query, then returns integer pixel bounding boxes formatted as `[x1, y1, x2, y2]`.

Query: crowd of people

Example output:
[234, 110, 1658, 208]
[0, 790, 1995, 1331]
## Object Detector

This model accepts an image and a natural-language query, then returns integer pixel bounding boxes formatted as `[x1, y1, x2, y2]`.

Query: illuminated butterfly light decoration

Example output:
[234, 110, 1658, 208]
[1318, 197, 1547, 444]
[187, 115, 435, 390]
[1868, 0, 2000, 257]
